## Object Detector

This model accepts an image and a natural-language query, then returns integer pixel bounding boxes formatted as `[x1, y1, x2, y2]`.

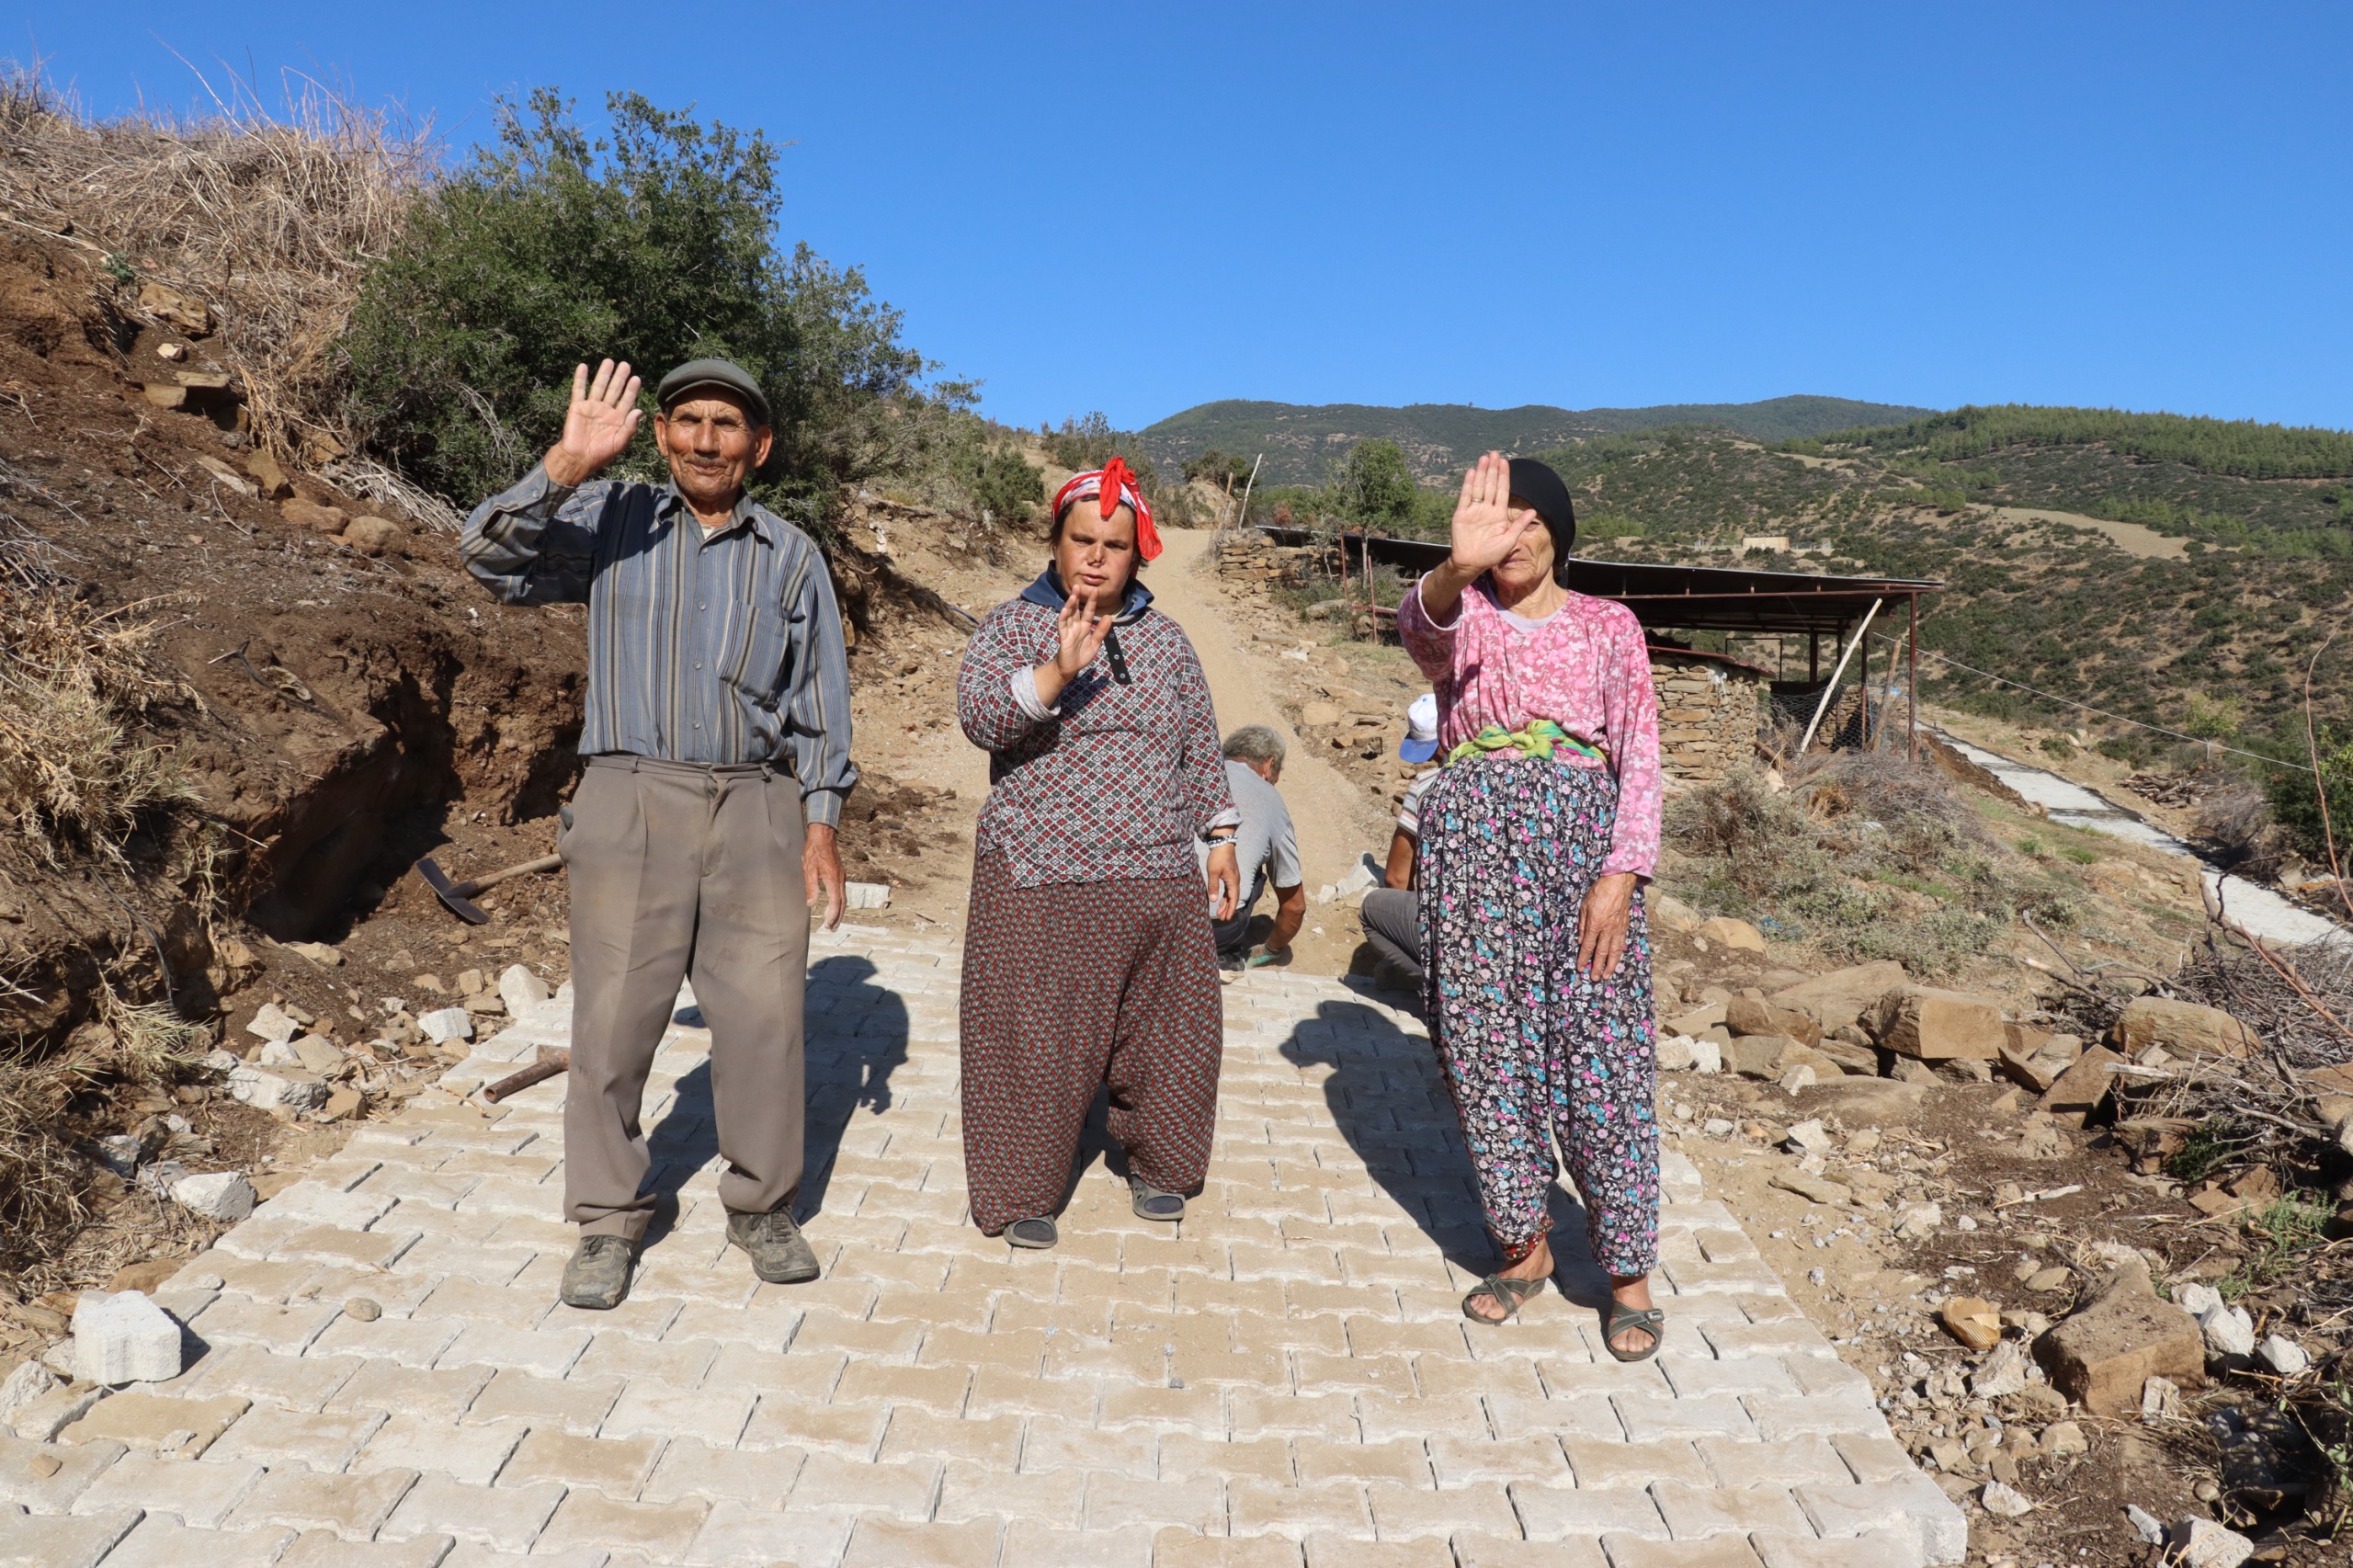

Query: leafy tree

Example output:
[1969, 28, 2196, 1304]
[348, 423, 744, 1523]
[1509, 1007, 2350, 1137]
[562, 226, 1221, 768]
[1183, 448, 1254, 493]
[970, 445, 1043, 523]
[1331, 439, 1417, 532]
[2258, 730, 2353, 865]
[343, 89, 924, 521]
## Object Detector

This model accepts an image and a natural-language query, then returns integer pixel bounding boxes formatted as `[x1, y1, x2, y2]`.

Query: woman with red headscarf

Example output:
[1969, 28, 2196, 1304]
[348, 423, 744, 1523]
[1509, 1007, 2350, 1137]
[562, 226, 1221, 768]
[955, 460, 1241, 1249]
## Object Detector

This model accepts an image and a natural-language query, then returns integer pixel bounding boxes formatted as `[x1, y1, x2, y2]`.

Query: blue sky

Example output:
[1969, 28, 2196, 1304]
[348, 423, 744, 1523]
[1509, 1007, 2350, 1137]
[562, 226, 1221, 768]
[17, 3, 2351, 432]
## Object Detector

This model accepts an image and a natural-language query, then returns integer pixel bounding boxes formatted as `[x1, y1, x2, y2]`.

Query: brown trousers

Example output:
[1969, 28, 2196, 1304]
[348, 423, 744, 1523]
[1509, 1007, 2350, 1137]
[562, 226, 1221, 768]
[561, 755, 809, 1239]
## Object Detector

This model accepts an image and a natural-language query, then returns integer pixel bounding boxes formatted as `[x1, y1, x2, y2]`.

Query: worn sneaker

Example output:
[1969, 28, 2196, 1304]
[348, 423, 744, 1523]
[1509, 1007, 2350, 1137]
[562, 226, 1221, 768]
[559, 1233, 634, 1310]
[726, 1204, 821, 1284]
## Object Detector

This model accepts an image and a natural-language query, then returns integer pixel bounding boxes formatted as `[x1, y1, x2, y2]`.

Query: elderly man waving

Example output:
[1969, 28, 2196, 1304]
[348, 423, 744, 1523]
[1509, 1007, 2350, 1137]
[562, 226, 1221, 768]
[462, 357, 855, 1310]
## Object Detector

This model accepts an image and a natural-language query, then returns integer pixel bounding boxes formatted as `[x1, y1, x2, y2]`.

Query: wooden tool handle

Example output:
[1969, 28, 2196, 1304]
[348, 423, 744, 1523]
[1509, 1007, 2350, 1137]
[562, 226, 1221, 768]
[481, 1049, 570, 1104]
[460, 853, 563, 897]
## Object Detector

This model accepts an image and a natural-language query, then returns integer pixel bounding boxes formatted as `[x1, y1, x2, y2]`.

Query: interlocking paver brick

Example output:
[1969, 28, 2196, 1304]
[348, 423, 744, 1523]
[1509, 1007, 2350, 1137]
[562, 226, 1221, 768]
[69, 1452, 264, 1527]
[0, 1434, 122, 1512]
[534, 1490, 711, 1559]
[64, 936, 1963, 1565]
[227, 1463, 419, 1537]
[209, 1404, 386, 1471]
[90, 1517, 293, 1568]
[0, 1509, 142, 1568]
[277, 1527, 460, 1566]
[839, 1515, 1002, 1568]
[461, 1367, 621, 1433]
[352, 1413, 528, 1484]
[57, 1391, 250, 1456]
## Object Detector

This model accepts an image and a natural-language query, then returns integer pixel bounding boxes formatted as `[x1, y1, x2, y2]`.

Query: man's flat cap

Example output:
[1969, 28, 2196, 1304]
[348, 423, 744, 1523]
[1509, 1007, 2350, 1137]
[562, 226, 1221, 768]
[657, 358, 771, 427]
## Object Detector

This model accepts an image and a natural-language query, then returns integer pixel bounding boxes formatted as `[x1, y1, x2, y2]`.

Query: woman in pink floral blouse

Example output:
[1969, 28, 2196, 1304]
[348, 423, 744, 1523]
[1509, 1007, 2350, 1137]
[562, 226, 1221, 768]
[1399, 451, 1665, 1359]
[955, 461, 1240, 1251]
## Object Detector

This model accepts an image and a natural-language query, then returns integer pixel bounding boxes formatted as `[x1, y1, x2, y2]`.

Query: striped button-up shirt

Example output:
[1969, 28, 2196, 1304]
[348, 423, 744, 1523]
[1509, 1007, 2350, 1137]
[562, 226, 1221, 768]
[461, 463, 857, 827]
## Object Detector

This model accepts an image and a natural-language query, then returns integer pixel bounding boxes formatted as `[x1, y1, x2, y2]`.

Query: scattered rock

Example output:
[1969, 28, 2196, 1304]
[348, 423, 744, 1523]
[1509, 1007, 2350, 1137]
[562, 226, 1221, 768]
[280, 497, 347, 533]
[417, 1007, 474, 1045]
[458, 969, 486, 996]
[0, 1361, 61, 1424]
[2177, 1282, 2224, 1318]
[1768, 960, 1908, 1032]
[1656, 1034, 1698, 1071]
[1980, 1480, 2034, 1517]
[2142, 1376, 2181, 1419]
[171, 1170, 256, 1221]
[1686, 1037, 1722, 1074]
[1778, 1063, 1817, 1094]
[2040, 1046, 2126, 1122]
[498, 963, 553, 1017]
[345, 1298, 381, 1323]
[244, 1002, 301, 1043]
[283, 940, 342, 968]
[2170, 1517, 2254, 1568]
[1783, 1118, 1834, 1153]
[2119, 996, 2256, 1060]
[2125, 1503, 2165, 1543]
[1666, 1002, 1727, 1037]
[1649, 892, 1701, 935]
[1727, 1034, 1792, 1079]
[2024, 1267, 2072, 1293]
[226, 1064, 328, 1112]
[1941, 1296, 2004, 1352]
[2200, 1304, 2256, 1360]
[463, 993, 507, 1017]
[1895, 1202, 1943, 1241]
[2035, 1290, 2204, 1416]
[256, 1039, 302, 1067]
[72, 1291, 184, 1385]
[2256, 1335, 2309, 1377]
[1868, 986, 2006, 1061]
[1793, 1075, 1928, 1123]
[341, 516, 403, 555]
[1971, 1340, 2029, 1398]
[290, 1036, 344, 1076]
[1300, 700, 1343, 727]
[319, 1087, 364, 1122]
[1769, 1171, 1853, 1205]
[139, 281, 213, 335]
[2042, 1420, 2088, 1457]
[1727, 996, 1824, 1046]
[1694, 915, 1766, 952]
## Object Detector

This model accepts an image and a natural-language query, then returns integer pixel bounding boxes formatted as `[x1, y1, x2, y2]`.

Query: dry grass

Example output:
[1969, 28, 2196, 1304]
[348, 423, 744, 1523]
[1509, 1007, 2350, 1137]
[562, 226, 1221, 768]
[0, 521, 199, 859]
[0, 60, 431, 463]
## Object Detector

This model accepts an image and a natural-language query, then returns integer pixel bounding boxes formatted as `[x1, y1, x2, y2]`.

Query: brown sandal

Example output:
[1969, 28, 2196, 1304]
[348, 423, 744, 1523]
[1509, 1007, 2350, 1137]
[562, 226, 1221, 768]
[1604, 1303, 1666, 1361]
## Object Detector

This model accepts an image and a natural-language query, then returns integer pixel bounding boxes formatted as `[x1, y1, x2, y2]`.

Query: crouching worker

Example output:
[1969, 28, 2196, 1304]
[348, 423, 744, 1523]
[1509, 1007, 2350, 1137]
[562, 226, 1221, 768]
[462, 358, 855, 1310]
[1208, 725, 1306, 975]
[1359, 693, 1441, 993]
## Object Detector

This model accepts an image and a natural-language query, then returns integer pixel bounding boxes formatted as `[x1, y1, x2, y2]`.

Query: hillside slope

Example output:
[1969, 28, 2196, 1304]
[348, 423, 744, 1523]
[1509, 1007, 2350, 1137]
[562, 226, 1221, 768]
[1139, 394, 1935, 485]
[1505, 420, 2353, 747]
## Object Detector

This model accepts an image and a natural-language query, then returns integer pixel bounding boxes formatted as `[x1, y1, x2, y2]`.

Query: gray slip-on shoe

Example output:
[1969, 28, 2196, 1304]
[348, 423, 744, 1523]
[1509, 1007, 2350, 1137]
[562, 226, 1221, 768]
[726, 1204, 821, 1284]
[1130, 1176, 1185, 1222]
[1005, 1217, 1058, 1249]
[560, 1233, 635, 1310]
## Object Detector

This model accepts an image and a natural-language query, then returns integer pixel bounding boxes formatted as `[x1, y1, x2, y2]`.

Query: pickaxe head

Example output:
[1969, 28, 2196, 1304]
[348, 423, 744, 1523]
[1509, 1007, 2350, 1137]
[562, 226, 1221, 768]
[414, 856, 490, 924]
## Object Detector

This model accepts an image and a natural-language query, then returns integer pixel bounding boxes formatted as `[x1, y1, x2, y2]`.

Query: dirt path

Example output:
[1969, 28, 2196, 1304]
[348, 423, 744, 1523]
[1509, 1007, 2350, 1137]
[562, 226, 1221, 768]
[1146, 528, 1392, 971]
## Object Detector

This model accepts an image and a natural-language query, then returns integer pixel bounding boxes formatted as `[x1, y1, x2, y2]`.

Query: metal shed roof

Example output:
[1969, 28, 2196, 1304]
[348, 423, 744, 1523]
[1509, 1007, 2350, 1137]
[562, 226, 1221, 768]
[1254, 526, 1940, 637]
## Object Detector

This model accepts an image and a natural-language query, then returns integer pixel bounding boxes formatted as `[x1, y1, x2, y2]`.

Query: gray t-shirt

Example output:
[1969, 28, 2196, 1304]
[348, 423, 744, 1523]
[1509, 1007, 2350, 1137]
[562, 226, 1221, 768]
[1210, 758, 1302, 901]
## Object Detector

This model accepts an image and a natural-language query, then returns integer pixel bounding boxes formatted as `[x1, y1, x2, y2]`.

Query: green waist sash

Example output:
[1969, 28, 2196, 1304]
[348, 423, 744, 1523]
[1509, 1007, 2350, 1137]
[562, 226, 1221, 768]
[1444, 719, 1608, 767]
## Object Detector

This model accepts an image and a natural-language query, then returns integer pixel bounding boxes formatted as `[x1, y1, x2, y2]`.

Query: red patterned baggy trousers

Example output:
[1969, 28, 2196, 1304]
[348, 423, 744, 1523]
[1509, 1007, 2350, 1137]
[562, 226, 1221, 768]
[959, 853, 1225, 1235]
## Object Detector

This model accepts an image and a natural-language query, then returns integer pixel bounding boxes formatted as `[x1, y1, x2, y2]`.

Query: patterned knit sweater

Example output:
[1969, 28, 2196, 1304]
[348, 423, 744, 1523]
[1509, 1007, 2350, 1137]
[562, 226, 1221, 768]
[958, 571, 1236, 890]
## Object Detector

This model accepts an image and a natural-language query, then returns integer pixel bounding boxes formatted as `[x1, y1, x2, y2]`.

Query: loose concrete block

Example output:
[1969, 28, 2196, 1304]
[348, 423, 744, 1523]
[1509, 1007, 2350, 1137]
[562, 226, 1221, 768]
[2040, 1047, 2126, 1120]
[227, 1065, 328, 1112]
[0, 1361, 61, 1425]
[1768, 960, 1907, 1032]
[73, 1291, 185, 1385]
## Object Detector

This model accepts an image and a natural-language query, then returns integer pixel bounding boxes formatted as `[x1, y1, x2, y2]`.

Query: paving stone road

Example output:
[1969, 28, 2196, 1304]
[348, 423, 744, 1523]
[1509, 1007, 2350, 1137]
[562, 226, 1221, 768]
[4, 924, 1966, 1567]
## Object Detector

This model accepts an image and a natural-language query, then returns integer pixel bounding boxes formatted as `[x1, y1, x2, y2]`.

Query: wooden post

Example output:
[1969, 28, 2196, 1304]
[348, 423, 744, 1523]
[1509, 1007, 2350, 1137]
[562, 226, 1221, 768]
[1809, 633, 1820, 684]
[1907, 593, 1921, 762]
[1798, 598, 1882, 756]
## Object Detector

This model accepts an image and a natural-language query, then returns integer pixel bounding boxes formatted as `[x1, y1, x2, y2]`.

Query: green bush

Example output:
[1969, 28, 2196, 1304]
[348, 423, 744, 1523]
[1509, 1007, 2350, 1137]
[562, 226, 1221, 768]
[343, 89, 923, 521]
[969, 444, 1043, 524]
[2259, 727, 2353, 864]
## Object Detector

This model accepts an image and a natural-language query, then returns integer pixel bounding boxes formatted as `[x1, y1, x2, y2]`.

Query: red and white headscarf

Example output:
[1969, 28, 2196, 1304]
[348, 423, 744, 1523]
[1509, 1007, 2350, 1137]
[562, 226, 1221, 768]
[1051, 457, 1161, 562]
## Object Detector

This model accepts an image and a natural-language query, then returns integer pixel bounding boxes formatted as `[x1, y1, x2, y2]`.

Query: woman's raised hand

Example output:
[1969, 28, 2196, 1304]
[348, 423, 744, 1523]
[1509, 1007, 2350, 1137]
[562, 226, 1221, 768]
[545, 359, 643, 487]
[1053, 586, 1113, 679]
[1448, 450, 1536, 577]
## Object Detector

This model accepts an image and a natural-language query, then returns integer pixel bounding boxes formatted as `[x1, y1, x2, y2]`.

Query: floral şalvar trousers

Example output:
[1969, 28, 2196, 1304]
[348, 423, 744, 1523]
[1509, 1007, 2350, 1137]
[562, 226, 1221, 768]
[1416, 753, 1660, 1275]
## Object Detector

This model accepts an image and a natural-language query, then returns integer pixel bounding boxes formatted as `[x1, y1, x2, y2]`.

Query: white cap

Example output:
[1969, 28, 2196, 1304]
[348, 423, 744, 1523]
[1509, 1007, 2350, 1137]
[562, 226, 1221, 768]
[1400, 693, 1440, 762]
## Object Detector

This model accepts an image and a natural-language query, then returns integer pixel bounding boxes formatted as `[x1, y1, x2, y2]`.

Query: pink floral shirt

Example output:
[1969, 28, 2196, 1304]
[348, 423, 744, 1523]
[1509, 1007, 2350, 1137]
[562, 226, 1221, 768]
[1398, 575, 1663, 880]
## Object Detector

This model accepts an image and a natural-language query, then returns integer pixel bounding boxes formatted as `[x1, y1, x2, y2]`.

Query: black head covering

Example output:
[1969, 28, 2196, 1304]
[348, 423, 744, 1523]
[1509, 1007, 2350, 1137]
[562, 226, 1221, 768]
[1506, 457, 1577, 581]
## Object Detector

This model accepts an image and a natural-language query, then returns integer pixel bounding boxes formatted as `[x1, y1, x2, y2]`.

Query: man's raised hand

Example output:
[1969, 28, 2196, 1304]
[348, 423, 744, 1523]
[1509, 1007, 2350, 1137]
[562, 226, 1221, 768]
[1447, 449, 1536, 577]
[544, 359, 643, 487]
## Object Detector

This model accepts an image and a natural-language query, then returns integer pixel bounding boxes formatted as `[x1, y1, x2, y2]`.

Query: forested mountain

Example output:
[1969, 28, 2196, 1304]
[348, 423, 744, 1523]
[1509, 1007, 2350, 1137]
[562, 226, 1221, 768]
[1137, 394, 1934, 486]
